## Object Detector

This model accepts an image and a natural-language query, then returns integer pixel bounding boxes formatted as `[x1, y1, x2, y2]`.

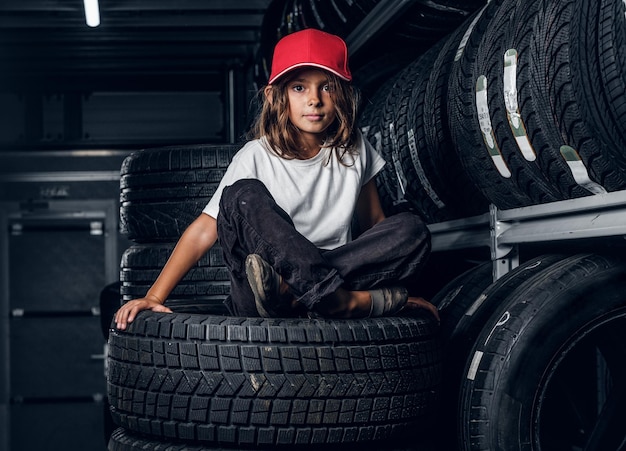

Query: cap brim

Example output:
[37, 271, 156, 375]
[268, 62, 352, 85]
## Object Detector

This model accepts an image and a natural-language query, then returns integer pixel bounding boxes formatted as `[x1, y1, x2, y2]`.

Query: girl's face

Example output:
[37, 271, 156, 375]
[285, 68, 337, 149]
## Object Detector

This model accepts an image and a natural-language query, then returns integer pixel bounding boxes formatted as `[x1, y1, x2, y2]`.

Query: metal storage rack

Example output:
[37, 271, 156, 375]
[428, 190, 626, 278]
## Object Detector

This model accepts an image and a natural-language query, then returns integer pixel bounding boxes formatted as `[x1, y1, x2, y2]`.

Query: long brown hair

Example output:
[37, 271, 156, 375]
[248, 70, 360, 162]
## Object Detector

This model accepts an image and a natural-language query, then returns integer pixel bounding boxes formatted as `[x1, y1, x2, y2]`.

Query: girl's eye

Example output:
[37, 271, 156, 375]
[292, 85, 304, 92]
[323, 84, 333, 92]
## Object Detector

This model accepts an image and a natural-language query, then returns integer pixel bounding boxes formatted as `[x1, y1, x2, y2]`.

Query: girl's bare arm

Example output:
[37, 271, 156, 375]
[355, 178, 386, 232]
[114, 214, 218, 330]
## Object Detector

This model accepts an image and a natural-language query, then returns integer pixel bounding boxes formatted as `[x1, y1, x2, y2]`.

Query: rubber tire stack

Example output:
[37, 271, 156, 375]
[357, 0, 626, 225]
[109, 143, 443, 450]
[428, 252, 626, 450]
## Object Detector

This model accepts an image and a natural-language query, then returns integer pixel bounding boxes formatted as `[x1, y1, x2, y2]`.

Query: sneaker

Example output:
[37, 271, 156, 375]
[245, 254, 283, 317]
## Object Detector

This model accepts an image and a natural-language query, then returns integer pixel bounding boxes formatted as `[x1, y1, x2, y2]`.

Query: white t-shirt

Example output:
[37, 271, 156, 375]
[203, 131, 386, 250]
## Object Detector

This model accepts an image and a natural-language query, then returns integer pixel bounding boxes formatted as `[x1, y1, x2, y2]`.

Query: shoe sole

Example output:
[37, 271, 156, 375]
[245, 254, 273, 318]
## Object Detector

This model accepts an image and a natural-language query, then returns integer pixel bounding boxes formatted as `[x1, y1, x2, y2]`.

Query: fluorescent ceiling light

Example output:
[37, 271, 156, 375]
[84, 0, 100, 27]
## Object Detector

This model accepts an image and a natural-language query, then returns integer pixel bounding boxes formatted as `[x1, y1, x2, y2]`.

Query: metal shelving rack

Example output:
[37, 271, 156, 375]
[428, 190, 626, 279]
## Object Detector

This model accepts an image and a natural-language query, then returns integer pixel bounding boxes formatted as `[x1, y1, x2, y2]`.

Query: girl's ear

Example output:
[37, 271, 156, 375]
[264, 86, 273, 105]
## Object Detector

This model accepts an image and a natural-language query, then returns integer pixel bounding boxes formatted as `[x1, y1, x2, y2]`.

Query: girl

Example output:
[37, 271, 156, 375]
[115, 28, 436, 330]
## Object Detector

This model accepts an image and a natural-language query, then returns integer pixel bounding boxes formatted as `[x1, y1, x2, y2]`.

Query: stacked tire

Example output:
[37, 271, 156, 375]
[118, 144, 238, 314]
[358, 0, 626, 224]
[357, 0, 626, 448]
[429, 253, 626, 450]
[108, 144, 444, 450]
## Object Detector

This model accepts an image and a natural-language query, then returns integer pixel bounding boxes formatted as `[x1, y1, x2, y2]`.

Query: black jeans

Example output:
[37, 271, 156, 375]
[217, 179, 431, 317]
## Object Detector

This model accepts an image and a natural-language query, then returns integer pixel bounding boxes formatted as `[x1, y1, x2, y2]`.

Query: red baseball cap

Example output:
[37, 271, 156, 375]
[268, 28, 352, 85]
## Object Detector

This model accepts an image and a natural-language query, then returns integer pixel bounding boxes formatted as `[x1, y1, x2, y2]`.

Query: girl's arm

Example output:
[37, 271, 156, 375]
[355, 178, 386, 232]
[114, 213, 218, 330]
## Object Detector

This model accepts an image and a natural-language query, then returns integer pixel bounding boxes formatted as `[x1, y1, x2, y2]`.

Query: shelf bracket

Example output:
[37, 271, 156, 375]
[490, 204, 519, 279]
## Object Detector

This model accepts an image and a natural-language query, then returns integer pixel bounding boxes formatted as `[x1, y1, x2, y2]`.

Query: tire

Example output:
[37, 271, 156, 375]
[420, 13, 490, 221]
[595, 0, 626, 157]
[107, 311, 442, 447]
[430, 261, 493, 340]
[120, 243, 230, 314]
[435, 255, 566, 449]
[108, 426, 433, 451]
[109, 427, 230, 451]
[360, 69, 409, 216]
[570, 0, 626, 159]
[458, 253, 626, 450]
[448, 0, 532, 209]
[504, 0, 592, 200]
[388, 40, 447, 223]
[428, 261, 493, 450]
[530, 0, 626, 193]
[119, 144, 239, 242]
[473, 0, 563, 205]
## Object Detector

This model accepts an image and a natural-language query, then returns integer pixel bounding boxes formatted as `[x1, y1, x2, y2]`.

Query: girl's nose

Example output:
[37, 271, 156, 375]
[308, 91, 322, 106]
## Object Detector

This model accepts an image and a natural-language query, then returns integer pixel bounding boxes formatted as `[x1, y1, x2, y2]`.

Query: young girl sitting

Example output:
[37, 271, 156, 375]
[115, 28, 437, 330]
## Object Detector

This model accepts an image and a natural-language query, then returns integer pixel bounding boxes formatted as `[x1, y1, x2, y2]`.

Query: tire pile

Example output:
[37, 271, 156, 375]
[355, 0, 626, 448]
[431, 253, 626, 450]
[109, 143, 443, 450]
[118, 144, 238, 313]
[359, 0, 626, 223]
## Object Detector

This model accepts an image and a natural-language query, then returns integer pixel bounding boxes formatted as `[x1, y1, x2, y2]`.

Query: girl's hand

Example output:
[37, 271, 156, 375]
[114, 295, 172, 330]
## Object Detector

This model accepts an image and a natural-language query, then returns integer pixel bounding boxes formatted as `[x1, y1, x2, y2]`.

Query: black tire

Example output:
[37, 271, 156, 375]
[353, 51, 420, 101]
[596, 0, 626, 158]
[420, 13, 490, 221]
[504, 0, 592, 200]
[570, 0, 626, 160]
[448, 0, 533, 209]
[444, 255, 565, 374]
[120, 243, 230, 314]
[360, 69, 409, 216]
[389, 41, 447, 223]
[530, 0, 626, 193]
[473, 0, 563, 205]
[458, 253, 626, 450]
[394, 2, 469, 45]
[107, 311, 442, 447]
[429, 261, 493, 340]
[109, 427, 229, 451]
[428, 261, 492, 449]
[434, 255, 566, 449]
[119, 144, 239, 242]
[107, 426, 432, 451]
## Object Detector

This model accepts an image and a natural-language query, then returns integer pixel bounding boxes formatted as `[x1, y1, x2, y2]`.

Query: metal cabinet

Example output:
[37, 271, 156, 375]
[0, 199, 118, 451]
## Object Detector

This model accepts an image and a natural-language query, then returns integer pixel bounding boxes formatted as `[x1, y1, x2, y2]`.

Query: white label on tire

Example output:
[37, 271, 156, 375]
[407, 128, 445, 208]
[389, 122, 407, 197]
[465, 293, 487, 317]
[467, 350, 484, 381]
[503, 49, 536, 161]
[476, 75, 512, 178]
[560, 145, 607, 194]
